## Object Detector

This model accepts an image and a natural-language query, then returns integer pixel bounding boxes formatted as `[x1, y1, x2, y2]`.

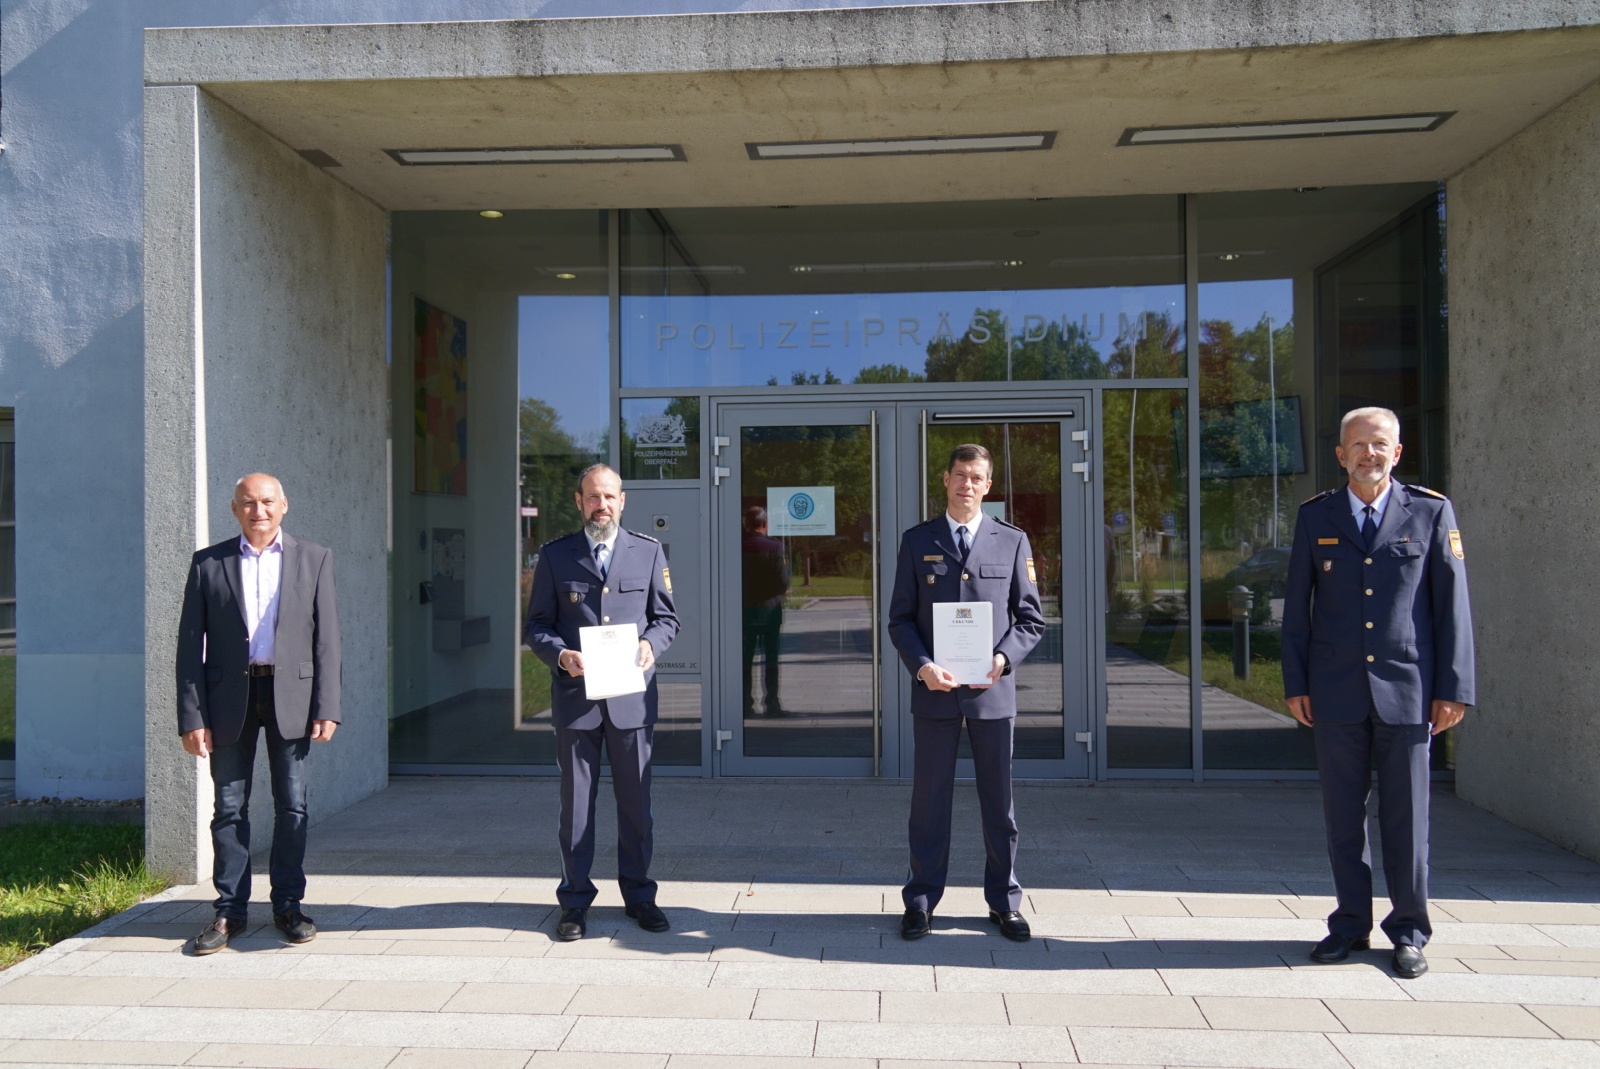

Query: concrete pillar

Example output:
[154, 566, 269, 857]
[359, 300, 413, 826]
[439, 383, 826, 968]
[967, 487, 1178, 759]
[1448, 76, 1600, 860]
[143, 86, 389, 882]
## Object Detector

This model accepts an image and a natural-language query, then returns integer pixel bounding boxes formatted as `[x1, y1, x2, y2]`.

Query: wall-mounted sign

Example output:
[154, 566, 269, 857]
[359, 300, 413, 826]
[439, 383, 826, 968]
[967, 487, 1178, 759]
[767, 486, 836, 537]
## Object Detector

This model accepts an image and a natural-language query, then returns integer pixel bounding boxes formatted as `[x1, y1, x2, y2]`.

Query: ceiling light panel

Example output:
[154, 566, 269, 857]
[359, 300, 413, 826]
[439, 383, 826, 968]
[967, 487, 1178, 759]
[748, 132, 1055, 160]
[388, 145, 686, 165]
[1119, 114, 1453, 146]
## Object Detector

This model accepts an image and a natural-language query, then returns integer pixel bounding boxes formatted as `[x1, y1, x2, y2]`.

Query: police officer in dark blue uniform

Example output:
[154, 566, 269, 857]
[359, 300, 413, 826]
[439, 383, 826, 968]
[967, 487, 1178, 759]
[1284, 407, 1474, 979]
[889, 444, 1046, 942]
[525, 464, 679, 941]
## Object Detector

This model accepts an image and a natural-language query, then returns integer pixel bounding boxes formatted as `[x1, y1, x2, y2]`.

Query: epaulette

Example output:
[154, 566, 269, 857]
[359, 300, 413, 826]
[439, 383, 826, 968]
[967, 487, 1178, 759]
[1407, 484, 1447, 500]
[990, 515, 1024, 531]
[626, 529, 661, 543]
[537, 531, 584, 553]
[1300, 488, 1340, 506]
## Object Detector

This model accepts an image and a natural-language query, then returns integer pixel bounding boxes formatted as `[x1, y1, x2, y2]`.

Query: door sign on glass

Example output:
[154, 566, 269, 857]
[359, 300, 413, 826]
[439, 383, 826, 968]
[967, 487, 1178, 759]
[767, 486, 836, 537]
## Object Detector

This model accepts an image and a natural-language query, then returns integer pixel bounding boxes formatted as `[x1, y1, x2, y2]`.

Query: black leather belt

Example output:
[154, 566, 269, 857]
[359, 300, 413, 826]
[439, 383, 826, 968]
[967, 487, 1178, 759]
[247, 664, 275, 677]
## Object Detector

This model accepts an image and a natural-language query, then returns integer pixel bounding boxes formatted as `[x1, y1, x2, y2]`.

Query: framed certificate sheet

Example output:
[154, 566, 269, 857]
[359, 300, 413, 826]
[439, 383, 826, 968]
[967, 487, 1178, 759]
[932, 601, 994, 686]
[578, 622, 647, 701]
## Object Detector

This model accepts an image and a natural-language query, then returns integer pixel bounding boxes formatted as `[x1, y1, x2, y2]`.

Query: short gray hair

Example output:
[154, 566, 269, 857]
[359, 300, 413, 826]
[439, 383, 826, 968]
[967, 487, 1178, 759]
[1339, 407, 1400, 442]
[576, 463, 620, 493]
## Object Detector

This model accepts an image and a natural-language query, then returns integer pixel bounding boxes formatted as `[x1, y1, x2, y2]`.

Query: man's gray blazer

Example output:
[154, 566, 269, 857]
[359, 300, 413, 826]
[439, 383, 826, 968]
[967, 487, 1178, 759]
[176, 531, 341, 746]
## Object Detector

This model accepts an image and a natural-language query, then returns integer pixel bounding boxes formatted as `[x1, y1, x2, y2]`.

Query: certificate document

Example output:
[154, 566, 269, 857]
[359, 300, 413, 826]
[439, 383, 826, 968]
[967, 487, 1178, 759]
[579, 622, 647, 701]
[932, 601, 995, 686]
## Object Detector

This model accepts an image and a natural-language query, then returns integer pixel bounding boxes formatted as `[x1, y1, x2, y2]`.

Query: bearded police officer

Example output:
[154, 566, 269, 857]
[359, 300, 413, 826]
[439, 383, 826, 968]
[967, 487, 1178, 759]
[525, 464, 679, 941]
[1284, 407, 1474, 980]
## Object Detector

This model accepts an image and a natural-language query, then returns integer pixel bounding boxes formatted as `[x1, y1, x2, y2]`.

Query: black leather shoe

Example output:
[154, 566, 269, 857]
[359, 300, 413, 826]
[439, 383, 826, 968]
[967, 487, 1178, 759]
[192, 916, 242, 955]
[556, 908, 587, 941]
[1310, 932, 1370, 963]
[1392, 944, 1428, 978]
[273, 909, 317, 944]
[625, 902, 670, 932]
[901, 908, 932, 940]
[989, 910, 1032, 942]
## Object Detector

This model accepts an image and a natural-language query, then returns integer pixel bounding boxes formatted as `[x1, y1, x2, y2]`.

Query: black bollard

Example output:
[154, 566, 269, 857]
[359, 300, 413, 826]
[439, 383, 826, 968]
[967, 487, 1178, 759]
[1229, 585, 1254, 680]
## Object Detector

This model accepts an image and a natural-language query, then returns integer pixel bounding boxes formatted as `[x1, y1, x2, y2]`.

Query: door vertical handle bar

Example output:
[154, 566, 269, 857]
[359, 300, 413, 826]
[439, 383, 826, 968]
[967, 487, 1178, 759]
[871, 409, 882, 778]
[919, 409, 928, 521]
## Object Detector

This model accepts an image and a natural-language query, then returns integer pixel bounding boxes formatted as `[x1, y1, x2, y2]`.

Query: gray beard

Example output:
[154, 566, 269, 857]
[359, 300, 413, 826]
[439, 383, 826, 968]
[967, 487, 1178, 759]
[584, 518, 618, 542]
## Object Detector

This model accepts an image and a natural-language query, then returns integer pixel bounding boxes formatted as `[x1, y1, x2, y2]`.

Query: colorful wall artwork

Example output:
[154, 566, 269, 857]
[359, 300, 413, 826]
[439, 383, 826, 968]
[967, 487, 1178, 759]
[414, 297, 468, 495]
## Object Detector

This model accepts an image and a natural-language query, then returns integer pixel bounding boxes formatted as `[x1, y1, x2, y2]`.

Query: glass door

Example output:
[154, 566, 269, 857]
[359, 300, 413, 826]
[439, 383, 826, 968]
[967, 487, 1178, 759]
[714, 403, 893, 776]
[898, 401, 1095, 780]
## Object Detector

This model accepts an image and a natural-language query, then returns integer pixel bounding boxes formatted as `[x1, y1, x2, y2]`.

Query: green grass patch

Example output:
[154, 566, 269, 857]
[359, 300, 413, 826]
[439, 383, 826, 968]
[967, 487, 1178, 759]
[0, 653, 14, 759]
[520, 649, 552, 722]
[0, 824, 167, 970]
[1110, 623, 1292, 719]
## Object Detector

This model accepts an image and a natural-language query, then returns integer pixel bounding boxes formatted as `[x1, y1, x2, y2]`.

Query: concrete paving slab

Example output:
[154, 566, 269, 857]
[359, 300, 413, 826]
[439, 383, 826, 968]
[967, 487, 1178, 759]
[1329, 1033, 1600, 1068]
[665, 1057, 872, 1069]
[1526, 1005, 1600, 1040]
[0, 1040, 201, 1065]
[388, 1049, 534, 1069]
[1195, 995, 1344, 1032]
[1325, 997, 1557, 1037]
[560, 1017, 816, 1058]
[439, 982, 577, 1014]
[1465, 958, 1600, 977]
[1069, 1025, 1346, 1068]
[317, 1010, 573, 1050]
[1402, 972, 1600, 1006]
[752, 988, 877, 1022]
[525, 1053, 664, 1069]
[319, 981, 463, 1011]
[1159, 966, 1410, 1001]
[0, 1006, 118, 1040]
[1005, 992, 1208, 1028]
[814, 1021, 1073, 1062]
[713, 961, 933, 992]
[564, 984, 758, 1020]
[935, 964, 1165, 995]
[0, 977, 176, 1006]
[187, 1041, 398, 1068]
[879, 990, 1008, 1025]
[143, 978, 348, 1009]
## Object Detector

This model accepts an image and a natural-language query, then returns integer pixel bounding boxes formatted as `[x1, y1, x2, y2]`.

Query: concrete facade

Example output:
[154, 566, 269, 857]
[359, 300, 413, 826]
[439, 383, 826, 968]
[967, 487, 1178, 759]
[1448, 78, 1600, 861]
[141, 87, 388, 880]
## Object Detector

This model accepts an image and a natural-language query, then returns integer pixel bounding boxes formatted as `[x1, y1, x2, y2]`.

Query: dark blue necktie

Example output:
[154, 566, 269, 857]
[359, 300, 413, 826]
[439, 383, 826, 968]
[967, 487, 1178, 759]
[1361, 505, 1377, 551]
[594, 543, 610, 579]
[957, 525, 970, 561]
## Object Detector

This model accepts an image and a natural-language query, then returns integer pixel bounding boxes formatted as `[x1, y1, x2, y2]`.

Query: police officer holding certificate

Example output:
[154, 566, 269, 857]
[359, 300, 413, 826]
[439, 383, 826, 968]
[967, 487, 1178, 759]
[888, 444, 1045, 942]
[1284, 407, 1474, 980]
[525, 464, 679, 942]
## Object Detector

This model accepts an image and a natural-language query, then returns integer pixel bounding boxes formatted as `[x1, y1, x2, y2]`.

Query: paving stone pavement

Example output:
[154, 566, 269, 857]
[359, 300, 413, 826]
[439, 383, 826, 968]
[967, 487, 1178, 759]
[5, 777, 1600, 1068]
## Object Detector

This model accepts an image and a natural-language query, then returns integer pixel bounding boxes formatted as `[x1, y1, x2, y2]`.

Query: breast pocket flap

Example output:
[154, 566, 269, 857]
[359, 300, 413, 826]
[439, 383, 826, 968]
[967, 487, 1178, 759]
[617, 577, 646, 592]
[1388, 542, 1426, 558]
[979, 564, 1011, 578]
[299, 661, 315, 679]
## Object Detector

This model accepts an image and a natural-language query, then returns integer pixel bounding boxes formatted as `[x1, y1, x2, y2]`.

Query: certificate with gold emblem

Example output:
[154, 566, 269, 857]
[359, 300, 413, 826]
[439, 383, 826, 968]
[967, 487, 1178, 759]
[932, 601, 994, 686]
[579, 622, 647, 701]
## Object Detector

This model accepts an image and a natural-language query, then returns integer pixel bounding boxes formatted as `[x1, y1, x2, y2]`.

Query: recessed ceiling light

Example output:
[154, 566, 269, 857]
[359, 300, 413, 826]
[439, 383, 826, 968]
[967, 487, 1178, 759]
[748, 132, 1054, 160]
[1119, 113, 1452, 146]
[1003, 260, 1025, 267]
[478, 210, 504, 219]
[1295, 186, 1325, 193]
[388, 145, 686, 165]
[1216, 253, 1242, 262]
[555, 273, 577, 280]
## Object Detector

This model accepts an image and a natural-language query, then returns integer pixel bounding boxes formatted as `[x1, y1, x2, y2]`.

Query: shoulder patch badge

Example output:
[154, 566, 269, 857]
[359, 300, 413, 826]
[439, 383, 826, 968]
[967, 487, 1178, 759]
[1448, 530, 1464, 560]
[1026, 557, 1037, 584]
[662, 567, 672, 593]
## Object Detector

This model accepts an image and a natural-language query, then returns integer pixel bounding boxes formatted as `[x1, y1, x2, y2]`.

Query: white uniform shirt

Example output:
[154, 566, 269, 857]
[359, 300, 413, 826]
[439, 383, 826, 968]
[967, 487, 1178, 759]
[1347, 484, 1393, 534]
[945, 511, 983, 555]
[239, 532, 283, 666]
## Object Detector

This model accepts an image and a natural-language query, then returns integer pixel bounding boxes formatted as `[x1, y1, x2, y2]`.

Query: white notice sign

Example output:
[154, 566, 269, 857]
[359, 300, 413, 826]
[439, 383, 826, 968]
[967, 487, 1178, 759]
[579, 622, 647, 701]
[932, 601, 995, 686]
[767, 486, 836, 537]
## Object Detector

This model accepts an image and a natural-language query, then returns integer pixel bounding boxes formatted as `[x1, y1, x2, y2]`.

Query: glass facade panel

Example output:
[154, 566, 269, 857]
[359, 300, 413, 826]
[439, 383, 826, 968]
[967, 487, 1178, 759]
[0, 419, 10, 761]
[1104, 389, 1191, 769]
[1199, 185, 1440, 769]
[621, 199, 1185, 389]
[389, 210, 609, 767]
[620, 396, 701, 480]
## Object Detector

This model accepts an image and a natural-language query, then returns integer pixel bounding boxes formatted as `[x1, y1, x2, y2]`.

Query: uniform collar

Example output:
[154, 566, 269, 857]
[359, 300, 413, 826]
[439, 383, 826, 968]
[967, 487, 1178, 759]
[945, 511, 983, 544]
[1347, 483, 1393, 526]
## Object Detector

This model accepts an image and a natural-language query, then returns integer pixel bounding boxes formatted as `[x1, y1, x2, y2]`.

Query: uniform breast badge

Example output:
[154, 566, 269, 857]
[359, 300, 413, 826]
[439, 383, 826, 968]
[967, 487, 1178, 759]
[926, 574, 936, 585]
[569, 591, 582, 603]
[1322, 560, 1333, 572]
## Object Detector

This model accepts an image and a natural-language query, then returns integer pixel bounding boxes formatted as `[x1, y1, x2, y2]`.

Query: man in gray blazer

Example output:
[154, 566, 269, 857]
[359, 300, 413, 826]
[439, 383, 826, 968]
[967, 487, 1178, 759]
[525, 464, 679, 941]
[888, 444, 1046, 942]
[177, 473, 340, 955]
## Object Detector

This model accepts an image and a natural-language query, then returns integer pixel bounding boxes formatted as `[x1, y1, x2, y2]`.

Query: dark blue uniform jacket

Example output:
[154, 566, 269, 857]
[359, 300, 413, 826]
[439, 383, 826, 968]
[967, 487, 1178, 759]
[888, 515, 1046, 720]
[1282, 484, 1474, 724]
[524, 529, 679, 731]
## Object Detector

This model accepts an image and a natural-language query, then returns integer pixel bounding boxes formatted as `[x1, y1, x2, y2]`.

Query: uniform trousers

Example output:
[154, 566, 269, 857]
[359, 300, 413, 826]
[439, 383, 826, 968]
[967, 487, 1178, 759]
[1313, 711, 1433, 948]
[208, 676, 310, 921]
[903, 714, 1023, 914]
[555, 715, 657, 910]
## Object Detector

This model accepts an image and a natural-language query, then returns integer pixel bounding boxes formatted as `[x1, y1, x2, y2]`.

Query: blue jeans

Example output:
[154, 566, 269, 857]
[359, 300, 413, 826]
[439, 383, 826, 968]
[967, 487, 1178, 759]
[208, 677, 310, 921]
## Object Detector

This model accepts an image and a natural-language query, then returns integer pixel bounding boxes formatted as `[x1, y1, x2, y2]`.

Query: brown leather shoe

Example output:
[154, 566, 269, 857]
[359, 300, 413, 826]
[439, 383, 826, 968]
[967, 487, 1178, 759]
[192, 916, 242, 955]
